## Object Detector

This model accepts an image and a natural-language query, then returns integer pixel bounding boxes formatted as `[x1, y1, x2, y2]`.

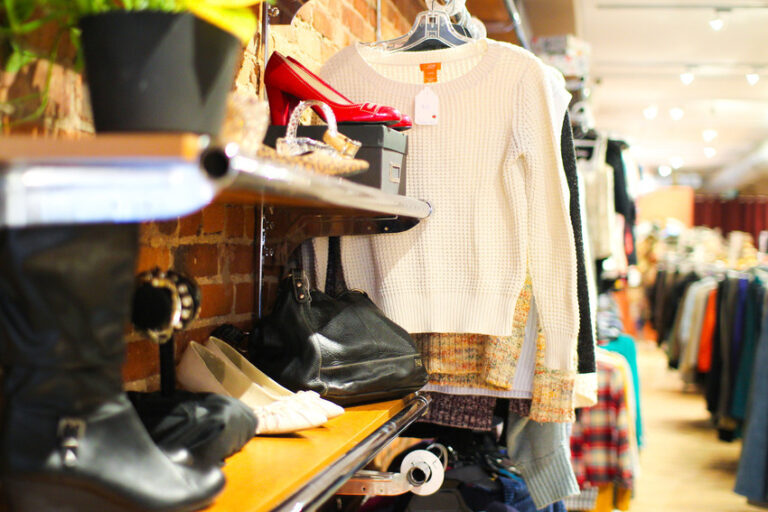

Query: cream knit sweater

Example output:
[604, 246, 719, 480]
[317, 40, 578, 378]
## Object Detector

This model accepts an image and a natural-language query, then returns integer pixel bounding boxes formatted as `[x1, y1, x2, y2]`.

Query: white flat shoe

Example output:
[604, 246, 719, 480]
[177, 341, 327, 434]
[205, 336, 345, 420]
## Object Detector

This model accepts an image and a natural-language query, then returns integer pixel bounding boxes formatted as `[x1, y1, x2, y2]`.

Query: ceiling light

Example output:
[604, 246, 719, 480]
[680, 71, 695, 86]
[669, 107, 684, 121]
[658, 165, 672, 177]
[747, 72, 760, 86]
[702, 129, 718, 142]
[643, 105, 658, 120]
[709, 9, 727, 31]
[704, 147, 717, 158]
[670, 156, 685, 169]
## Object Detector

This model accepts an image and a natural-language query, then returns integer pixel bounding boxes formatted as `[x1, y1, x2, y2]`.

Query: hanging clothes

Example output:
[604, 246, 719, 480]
[312, 38, 581, 420]
[562, 487, 598, 511]
[577, 136, 614, 262]
[735, 289, 768, 502]
[605, 139, 636, 267]
[678, 278, 718, 383]
[570, 358, 634, 492]
[731, 277, 765, 421]
[697, 286, 718, 374]
[506, 411, 579, 509]
[560, 112, 598, 407]
[601, 334, 643, 448]
[561, 113, 596, 373]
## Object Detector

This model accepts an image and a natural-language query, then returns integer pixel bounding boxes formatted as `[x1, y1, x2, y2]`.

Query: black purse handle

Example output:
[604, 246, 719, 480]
[324, 236, 347, 297]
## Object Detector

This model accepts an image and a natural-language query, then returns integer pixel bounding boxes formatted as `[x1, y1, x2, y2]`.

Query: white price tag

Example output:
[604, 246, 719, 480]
[414, 87, 439, 126]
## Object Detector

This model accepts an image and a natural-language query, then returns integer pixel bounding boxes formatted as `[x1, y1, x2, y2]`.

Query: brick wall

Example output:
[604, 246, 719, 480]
[0, 0, 421, 391]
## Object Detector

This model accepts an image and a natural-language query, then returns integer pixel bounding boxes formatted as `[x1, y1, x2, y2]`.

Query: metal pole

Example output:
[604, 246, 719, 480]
[503, 0, 530, 50]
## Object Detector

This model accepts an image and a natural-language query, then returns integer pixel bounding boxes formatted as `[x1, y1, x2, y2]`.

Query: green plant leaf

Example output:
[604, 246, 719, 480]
[183, 2, 258, 43]
[190, 0, 261, 6]
[4, 45, 34, 72]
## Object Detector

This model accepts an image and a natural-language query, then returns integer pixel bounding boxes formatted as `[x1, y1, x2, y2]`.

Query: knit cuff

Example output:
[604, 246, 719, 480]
[529, 367, 576, 423]
[573, 372, 598, 408]
[518, 441, 580, 509]
[484, 331, 525, 389]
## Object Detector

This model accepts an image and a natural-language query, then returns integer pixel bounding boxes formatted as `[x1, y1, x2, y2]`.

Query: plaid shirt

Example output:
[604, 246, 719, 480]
[570, 359, 634, 489]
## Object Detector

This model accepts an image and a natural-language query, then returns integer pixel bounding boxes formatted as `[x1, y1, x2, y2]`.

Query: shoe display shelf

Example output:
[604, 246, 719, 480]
[0, 133, 433, 511]
[0, 134, 431, 228]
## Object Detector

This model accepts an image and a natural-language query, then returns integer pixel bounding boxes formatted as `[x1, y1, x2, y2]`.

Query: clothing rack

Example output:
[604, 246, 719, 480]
[502, 0, 530, 50]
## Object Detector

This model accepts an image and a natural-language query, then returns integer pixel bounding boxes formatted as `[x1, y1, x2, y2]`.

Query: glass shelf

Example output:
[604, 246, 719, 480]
[0, 135, 431, 227]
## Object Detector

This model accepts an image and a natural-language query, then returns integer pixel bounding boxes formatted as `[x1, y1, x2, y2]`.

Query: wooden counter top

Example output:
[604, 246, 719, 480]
[206, 397, 423, 512]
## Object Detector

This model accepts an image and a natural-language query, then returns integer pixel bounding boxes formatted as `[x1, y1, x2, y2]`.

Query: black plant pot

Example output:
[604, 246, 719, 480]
[80, 11, 240, 135]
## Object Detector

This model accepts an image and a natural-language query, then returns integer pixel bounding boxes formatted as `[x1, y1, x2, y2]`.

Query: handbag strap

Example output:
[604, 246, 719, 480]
[324, 236, 347, 297]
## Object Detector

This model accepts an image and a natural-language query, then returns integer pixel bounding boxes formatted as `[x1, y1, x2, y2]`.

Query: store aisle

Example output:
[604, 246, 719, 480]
[630, 340, 760, 512]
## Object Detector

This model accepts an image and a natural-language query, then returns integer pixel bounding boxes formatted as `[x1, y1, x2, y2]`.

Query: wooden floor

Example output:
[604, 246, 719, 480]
[631, 341, 763, 512]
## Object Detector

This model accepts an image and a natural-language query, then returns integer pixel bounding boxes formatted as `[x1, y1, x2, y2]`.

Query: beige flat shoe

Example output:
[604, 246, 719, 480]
[177, 341, 327, 434]
[205, 336, 345, 420]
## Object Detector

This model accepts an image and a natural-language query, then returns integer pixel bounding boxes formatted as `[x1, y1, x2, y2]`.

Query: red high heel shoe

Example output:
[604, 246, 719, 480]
[264, 52, 412, 130]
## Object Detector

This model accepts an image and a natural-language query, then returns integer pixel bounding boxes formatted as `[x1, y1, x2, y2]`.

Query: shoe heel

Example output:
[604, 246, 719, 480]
[265, 84, 298, 125]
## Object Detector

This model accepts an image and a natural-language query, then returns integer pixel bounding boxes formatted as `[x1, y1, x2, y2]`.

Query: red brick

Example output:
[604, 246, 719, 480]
[135, 245, 172, 274]
[261, 278, 280, 315]
[244, 206, 256, 238]
[226, 205, 245, 237]
[312, 7, 335, 38]
[202, 203, 227, 234]
[327, 0, 344, 19]
[175, 326, 215, 355]
[342, 7, 365, 40]
[235, 282, 255, 314]
[199, 283, 235, 319]
[380, 0, 393, 22]
[123, 339, 160, 382]
[229, 244, 255, 274]
[179, 211, 202, 237]
[395, 15, 410, 35]
[296, 2, 314, 23]
[174, 244, 219, 277]
[353, 0, 376, 27]
[156, 219, 179, 236]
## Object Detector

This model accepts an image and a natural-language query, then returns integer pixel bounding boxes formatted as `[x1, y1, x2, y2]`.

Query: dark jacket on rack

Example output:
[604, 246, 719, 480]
[562, 113, 596, 375]
[735, 292, 768, 501]
[605, 139, 636, 265]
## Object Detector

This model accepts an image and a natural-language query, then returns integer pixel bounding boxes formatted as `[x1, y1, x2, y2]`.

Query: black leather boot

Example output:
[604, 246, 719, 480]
[0, 224, 225, 512]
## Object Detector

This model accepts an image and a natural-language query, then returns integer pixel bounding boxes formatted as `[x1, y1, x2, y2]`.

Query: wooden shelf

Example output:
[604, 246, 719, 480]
[205, 394, 429, 512]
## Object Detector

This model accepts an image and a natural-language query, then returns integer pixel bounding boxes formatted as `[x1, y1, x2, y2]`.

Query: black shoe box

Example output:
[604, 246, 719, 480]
[263, 124, 408, 196]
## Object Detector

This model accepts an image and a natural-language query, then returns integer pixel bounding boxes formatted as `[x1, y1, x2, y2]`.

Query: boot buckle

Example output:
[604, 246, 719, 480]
[57, 417, 86, 467]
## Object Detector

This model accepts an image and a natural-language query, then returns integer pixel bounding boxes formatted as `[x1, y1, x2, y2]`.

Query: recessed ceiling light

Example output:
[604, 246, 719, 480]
[658, 165, 672, 177]
[680, 72, 695, 85]
[669, 107, 684, 121]
[670, 156, 685, 169]
[709, 9, 727, 31]
[747, 73, 760, 86]
[704, 147, 717, 158]
[702, 129, 718, 142]
[643, 105, 659, 120]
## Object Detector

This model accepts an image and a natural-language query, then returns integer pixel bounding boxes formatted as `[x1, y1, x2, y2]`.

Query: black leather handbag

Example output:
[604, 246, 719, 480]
[248, 238, 428, 406]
